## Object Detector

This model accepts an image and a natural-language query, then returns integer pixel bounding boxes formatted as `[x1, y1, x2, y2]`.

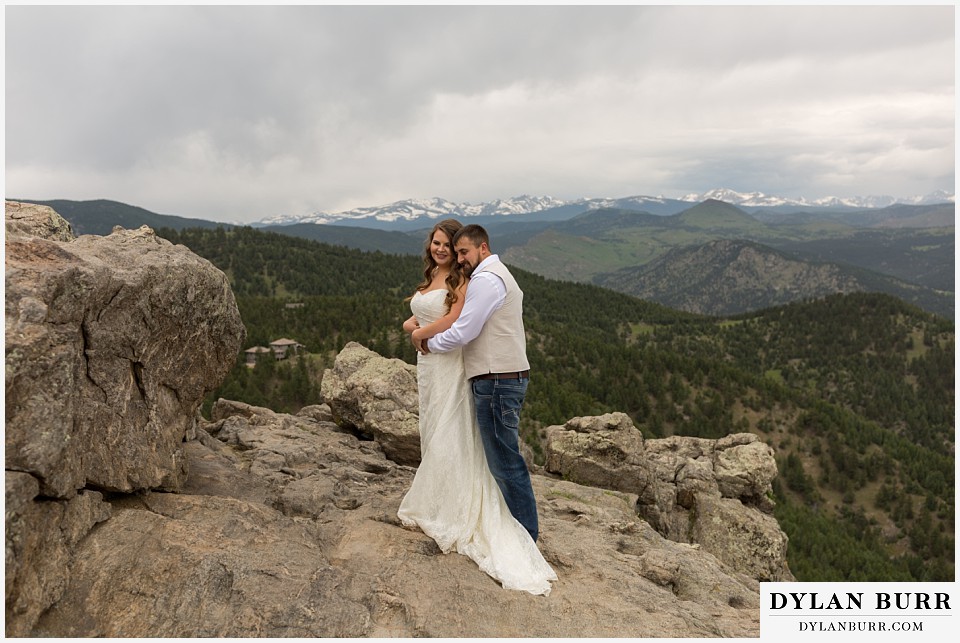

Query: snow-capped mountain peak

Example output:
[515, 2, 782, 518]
[258, 195, 571, 226]
[256, 189, 953, 227]
[679, 187, 955, 209]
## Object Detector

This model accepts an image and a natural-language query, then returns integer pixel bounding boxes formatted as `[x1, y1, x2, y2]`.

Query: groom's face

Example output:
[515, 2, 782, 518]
[455, 239, 484, 278]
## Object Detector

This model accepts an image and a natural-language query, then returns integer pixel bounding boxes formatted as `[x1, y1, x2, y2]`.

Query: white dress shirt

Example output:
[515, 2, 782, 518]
[427, 254, 506, 353]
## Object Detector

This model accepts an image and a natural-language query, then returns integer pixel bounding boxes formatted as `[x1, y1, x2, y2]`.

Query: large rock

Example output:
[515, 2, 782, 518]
[5, 473, 111, 636]
[5, 201, 245, 635]
[320, 341, 421, 466]
[5, 201, 74, 242]
[713, 433, 779, 505]
[544, 415, 792, 581]
[32, 403, 761, 637]
[690, 494, 790, 582]
[5, 201, 245, 497]
[542, 412, 654, 495]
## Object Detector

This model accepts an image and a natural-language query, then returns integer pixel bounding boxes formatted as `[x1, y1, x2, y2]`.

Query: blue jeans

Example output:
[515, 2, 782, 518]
[471, 375, 539, 541]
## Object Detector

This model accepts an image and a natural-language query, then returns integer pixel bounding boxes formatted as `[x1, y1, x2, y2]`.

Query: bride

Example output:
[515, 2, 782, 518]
[397, 219, 557, 596]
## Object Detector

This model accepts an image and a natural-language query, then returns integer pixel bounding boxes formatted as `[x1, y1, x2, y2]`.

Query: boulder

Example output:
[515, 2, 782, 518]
[543, 415, 792, 581]
[543, 412, 654, 497]
[690, 494, 791, 582]
[5, 201, 74, 242]
[714, 433, 779, 509]
[4, 201, 245, 635]
[5, 201, 245, 497]
[320, 342, 420, 466]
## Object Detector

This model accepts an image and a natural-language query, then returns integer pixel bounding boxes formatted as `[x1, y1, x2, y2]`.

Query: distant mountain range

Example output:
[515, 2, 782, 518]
[680, 188, 955, 210]
[254, 194, 688, 230]
[254, 188, 955, 230]
[11, 195, 954, 318]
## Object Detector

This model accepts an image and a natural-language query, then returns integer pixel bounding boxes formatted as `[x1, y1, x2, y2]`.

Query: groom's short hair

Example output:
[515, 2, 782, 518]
[453, 224, 489, 249]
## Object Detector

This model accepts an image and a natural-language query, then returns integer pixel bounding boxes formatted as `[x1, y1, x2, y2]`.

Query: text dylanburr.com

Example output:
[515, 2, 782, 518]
[761, 582, 955, 639]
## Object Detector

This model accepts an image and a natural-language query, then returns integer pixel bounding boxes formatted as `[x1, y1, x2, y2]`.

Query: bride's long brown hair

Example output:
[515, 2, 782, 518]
[407, 219, 465, 313]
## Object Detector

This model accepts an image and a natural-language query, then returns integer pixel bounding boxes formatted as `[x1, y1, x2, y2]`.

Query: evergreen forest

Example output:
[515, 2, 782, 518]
[159, 225, 955, 584]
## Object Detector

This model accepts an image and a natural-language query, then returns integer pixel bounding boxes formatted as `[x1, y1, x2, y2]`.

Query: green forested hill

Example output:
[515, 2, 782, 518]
[597, 238, 953, 319]
[159, 225, 954, 583]
[772, 228, 955, 293]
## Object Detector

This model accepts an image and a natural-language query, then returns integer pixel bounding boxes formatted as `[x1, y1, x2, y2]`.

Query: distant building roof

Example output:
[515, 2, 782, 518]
[245, 346, 272, 353]
[270, 338, 301, 347]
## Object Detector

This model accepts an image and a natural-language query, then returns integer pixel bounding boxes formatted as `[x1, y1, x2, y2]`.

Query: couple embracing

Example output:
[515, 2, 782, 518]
[398, 220, 557, 596]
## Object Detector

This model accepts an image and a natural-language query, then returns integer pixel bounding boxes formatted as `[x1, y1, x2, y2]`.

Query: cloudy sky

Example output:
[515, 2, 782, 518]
[5, 4, 955, 224]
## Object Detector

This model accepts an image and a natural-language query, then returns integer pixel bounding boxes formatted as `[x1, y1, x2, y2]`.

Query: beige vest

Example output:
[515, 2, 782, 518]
[462, 260, 531, 379]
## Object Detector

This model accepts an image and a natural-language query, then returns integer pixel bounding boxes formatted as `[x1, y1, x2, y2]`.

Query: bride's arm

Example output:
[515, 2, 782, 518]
[411, 284, 467, 342]
[402, 314, 419, 335]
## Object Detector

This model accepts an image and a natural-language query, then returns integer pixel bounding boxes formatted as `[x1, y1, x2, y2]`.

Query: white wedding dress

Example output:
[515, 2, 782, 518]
[398, 289, 557, 596]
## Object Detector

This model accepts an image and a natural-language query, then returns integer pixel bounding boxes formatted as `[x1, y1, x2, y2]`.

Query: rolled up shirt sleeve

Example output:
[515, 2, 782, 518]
[426, 271, 504, 353]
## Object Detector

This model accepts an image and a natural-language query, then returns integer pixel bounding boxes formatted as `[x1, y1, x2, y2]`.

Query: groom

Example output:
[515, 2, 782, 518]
[419, 224, 540, 542]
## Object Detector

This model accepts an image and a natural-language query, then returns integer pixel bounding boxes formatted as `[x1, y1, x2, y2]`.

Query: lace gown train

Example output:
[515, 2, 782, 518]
[397, 289, 557, 596]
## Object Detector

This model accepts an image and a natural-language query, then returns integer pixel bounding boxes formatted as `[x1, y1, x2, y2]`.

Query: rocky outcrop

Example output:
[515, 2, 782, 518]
[31, 400, 761, 637]
[5, 201, 245, 497]
[543, 413, 792, 581]
[320, 341, 421, 466]
[4, 201, 244, 635]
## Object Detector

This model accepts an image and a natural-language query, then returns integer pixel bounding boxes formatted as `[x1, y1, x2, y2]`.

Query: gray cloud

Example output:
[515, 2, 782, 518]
[5, 5, 954, 223]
